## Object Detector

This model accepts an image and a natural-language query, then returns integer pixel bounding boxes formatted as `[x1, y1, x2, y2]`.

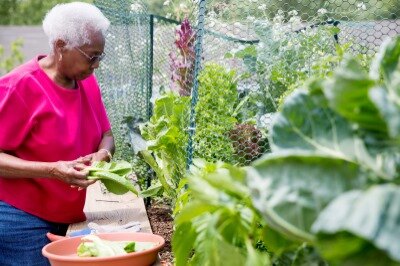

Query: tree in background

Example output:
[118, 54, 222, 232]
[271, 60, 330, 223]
[0, 0, 92, 25]
[0, 0, 18, 25]
[2, 0, 399, 24]
[0, 38, 24, 75]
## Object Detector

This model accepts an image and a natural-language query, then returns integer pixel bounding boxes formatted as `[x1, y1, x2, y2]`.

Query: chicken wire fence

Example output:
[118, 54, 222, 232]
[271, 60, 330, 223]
[93, 0, 400, 189]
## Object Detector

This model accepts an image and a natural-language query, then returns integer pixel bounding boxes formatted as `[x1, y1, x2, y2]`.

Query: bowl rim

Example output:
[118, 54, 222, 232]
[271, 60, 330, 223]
[42, 232, 165, 262]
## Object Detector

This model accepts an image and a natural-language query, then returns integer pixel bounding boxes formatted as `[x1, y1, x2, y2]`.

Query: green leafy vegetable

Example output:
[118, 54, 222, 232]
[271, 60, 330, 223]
[172, 159, 269, 266]
[312, 184, 400, 264]
[87, 161, 138, 195]
[193, 63, 238, 164]
[77, 235, 156, 257]
[123, 242, 136, 253]
[245, 36, 400, 265]
[139, 93, 190, 200]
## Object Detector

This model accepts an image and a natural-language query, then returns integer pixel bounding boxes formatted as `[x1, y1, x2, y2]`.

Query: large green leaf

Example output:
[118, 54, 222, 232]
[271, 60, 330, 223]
[323, 57, 387, 134]
[247, 152, 367, 242]
[270, 88, 397, 180]
[369, 86, 400, 139]
[87, 161, 138, 195]
[367, 37, 400, 139]
[139, 150, 175, 196]
[370, 36, 400, 92]
[260, 225, 300, 255]
[88, 161, 132, 175]
[271, 89, 364, 161]
[175, 201, 217, 226]
[174, 160, 267, 265]
[312, 184, 400, 264]
[138, 183, 163, 198]
[172, 222, 197, 266]
[189, 214, 248, 266]
[291, 243, 328, 266]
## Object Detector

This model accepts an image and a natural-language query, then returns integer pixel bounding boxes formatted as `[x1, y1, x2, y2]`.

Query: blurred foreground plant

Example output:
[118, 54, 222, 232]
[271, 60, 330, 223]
[0, 38, 24, 75]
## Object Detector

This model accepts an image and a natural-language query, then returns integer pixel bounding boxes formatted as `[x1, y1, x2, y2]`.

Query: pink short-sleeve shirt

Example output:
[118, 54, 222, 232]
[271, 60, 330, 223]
[0, 56, 111, 223]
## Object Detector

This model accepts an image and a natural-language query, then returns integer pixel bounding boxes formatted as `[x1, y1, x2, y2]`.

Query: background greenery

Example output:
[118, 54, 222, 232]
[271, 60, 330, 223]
[0, 0, 92, 25]
[1, 0, 399, 25]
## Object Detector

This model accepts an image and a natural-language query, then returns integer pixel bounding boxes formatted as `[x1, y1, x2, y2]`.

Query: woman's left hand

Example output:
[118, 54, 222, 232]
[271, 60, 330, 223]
[82, 150, 111, 163]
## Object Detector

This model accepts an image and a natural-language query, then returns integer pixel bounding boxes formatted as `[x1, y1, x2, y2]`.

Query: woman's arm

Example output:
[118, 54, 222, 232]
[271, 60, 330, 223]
[0, 150, 94, 188]
[88, 130, 116, 162]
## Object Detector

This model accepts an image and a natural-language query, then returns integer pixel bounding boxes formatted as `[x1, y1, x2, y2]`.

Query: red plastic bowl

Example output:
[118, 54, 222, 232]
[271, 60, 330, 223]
[42, 232, 165, 266]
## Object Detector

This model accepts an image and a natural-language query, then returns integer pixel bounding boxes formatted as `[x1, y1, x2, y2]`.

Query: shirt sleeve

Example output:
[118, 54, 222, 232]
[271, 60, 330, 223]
[0, 85, 32, 151]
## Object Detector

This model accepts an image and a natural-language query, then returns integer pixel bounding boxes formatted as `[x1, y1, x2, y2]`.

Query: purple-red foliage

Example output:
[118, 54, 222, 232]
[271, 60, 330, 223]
[229, 123, 263, 165]
[169, 18, 196, 96]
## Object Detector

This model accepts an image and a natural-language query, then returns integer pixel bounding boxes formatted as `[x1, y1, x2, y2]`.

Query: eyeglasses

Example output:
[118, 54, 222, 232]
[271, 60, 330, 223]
[75, 47, 106, 64]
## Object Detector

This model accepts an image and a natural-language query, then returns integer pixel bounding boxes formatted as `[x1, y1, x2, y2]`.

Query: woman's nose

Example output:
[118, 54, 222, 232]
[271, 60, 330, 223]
[91, 59, 100, 69]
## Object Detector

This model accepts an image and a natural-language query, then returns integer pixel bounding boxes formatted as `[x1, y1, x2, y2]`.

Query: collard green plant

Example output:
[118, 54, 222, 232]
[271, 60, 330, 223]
[172, 159, 269, 266]
[193, 63, 238, 164]
[246, 37, 400, 265]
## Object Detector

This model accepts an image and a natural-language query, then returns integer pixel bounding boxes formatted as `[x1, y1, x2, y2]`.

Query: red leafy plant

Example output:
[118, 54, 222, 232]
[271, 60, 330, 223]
[229, 123, 263, 165]
[169, 18, 196, 96]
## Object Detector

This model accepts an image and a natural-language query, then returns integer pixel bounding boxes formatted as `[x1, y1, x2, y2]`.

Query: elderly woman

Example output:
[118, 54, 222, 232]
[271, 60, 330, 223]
[0, 2, 114, 265]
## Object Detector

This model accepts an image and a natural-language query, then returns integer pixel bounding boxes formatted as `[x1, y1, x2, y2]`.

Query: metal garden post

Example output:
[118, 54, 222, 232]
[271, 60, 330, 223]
[186, 0, 207, 169]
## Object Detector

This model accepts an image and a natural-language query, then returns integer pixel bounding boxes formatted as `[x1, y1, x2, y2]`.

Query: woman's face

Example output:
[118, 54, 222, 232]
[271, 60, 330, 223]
[59, 31, 106, 81]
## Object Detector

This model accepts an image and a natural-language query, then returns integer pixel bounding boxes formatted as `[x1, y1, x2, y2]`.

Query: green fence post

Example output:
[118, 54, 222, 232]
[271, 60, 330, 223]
[186, 0, 207, 169]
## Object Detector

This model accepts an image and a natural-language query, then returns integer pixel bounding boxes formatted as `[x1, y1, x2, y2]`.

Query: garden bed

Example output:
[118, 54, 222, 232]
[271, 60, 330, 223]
[146, 201, 174, 265]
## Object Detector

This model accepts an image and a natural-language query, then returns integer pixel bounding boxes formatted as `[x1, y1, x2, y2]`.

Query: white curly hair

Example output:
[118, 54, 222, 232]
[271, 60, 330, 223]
[42, 2, 110, 50]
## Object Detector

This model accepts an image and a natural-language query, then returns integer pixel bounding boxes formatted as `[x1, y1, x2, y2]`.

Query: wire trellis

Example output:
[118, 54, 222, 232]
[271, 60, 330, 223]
[93, 0, 400, 189]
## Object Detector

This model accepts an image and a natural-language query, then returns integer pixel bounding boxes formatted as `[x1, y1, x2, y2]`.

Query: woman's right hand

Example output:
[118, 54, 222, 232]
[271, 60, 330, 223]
[49, 157, 95, 188]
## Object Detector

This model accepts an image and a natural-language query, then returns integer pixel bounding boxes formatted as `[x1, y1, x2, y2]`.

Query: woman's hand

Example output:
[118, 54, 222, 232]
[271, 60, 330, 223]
[49, 157, 95, 189]
[82, 149, 112, 163]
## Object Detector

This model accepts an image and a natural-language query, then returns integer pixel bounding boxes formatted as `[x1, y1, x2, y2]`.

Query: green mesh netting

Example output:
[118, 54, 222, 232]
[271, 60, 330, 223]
[93, 0, 400, 179]
[94, 0, 151, 162]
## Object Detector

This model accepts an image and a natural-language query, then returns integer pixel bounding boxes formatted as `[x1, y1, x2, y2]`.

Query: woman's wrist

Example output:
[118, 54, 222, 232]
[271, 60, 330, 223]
[98, 148, 112, 161]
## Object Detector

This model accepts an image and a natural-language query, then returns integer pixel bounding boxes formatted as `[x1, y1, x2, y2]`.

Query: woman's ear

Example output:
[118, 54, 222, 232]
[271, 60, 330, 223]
[54, 39, 67, 53]
[54, 39, 67, 62]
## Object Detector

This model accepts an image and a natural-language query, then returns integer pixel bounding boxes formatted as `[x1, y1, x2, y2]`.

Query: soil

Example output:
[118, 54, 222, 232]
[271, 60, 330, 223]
[146, 201, 174, 265]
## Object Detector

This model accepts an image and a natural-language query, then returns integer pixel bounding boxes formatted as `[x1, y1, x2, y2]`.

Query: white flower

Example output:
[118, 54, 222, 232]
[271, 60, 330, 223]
[357, 2, 367, 11]
[273, 14, 284, 24]
[166, 13, 172, 18]
[163, 0, 170, 6]
[288, 10, 298, 16]
[208, 11, 217, 19]
[317, 8, 327, 15]
[247, 16, 255, 22]
[289, 16, 301, 27]
[130, 3, 142, 12]
[258, 4, 267, 11]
